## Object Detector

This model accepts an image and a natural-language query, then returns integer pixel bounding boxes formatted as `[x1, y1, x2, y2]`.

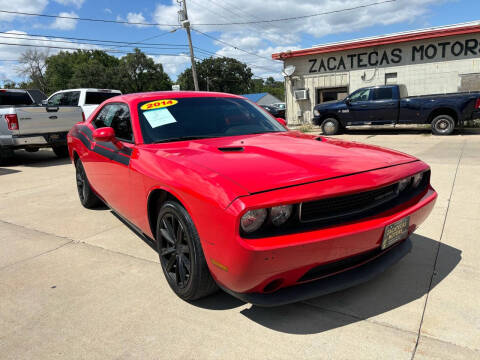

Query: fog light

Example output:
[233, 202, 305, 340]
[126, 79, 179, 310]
[412, 172, 423, 188]
[241, 209, 267, 233]
[270, 205, 293, 226]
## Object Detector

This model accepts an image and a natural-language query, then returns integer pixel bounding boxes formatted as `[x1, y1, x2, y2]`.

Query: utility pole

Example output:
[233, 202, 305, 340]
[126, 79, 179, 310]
[179, 0, 199, 91]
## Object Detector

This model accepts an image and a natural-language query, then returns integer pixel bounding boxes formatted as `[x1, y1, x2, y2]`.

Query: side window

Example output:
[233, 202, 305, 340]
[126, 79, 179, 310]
[92, 104, 133, 142]
[48, 93, 64, 106]
[64, 91, 80, 106]
[372, 87, 393, 101]
[349, 88, 371, 102]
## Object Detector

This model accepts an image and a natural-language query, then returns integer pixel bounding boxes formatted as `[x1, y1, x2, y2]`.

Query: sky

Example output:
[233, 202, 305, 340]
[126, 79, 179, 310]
[0, 0, 479, 86]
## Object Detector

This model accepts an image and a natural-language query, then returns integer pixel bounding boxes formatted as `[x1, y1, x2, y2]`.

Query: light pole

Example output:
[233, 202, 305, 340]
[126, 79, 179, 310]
[179, 0, 199, 91]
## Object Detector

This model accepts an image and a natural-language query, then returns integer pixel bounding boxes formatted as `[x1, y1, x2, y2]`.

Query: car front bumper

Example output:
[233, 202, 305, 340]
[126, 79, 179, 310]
[202, 162, 437, 303]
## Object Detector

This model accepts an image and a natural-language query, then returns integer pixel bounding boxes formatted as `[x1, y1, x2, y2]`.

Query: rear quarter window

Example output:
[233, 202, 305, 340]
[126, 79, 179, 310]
[0, 91, 33, 106]
[85, 92, 121, 105]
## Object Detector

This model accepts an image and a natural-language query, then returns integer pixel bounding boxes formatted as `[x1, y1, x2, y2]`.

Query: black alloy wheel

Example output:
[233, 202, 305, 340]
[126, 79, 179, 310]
[75, 160, 102, 209]
[158, 212, 192, 289]
[156, 201, 217, 301]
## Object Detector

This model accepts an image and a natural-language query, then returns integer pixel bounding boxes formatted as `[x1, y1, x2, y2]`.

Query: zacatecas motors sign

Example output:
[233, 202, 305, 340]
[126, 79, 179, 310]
[308, 38, 480, 73]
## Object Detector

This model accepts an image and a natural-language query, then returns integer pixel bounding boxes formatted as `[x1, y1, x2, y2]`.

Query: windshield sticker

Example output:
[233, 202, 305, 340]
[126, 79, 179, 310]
[141, 99, 178, 111]
[144, 108, 177, 128]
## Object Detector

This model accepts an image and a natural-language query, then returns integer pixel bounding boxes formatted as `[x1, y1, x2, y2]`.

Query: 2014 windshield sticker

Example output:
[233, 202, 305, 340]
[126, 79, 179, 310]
[141, 99, 178, 111]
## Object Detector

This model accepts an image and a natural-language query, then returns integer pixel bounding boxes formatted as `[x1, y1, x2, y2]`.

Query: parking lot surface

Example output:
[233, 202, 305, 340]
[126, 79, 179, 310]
[1, 131, 479, 359]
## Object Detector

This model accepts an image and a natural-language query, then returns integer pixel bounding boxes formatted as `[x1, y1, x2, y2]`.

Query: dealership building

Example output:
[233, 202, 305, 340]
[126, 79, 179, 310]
[272, 21, 480, 124]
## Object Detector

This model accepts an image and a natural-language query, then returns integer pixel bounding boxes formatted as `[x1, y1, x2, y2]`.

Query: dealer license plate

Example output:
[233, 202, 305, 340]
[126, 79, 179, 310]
[381, 216, 410, 250]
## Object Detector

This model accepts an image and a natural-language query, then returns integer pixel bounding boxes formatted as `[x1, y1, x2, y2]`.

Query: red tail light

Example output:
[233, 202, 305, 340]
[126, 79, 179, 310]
[475, 98, 480, 109]
[5, 114, 19, 130]
[82, 111, 86, 122]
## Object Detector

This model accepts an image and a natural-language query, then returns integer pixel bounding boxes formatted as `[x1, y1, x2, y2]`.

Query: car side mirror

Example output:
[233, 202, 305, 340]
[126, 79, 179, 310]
[345, 98, 351, 105]
[41, 99, 48, 106]
[93, 127, 115, 142]
[276, 117, 287, 127]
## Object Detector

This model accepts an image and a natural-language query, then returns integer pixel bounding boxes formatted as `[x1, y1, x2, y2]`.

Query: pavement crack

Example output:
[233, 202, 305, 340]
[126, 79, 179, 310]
[411, 140, 466, 360]
[0, 240, 73, 271]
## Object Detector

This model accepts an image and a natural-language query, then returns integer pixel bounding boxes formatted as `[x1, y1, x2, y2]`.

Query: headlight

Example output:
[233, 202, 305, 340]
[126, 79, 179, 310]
[270, 205, 293, 226]
[313, 109, 320, 116]
[412, 172, 423, 188]
[398, 177, 411, 192]
[241, 209, 267, 233]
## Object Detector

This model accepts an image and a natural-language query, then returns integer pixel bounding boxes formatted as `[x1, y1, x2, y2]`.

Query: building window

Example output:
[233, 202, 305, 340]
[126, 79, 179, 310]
[385, 72, 397, 84]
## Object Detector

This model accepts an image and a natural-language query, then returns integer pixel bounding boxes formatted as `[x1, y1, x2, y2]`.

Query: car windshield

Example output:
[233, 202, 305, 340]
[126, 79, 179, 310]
[137, 97, 287, 144]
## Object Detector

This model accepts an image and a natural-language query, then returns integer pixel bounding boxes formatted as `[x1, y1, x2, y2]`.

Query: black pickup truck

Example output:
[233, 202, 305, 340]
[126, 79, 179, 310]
[312, 84, 480, 135]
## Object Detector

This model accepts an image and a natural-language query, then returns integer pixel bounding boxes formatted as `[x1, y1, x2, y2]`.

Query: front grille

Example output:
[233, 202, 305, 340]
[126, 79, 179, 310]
[300, 183, 399, 223]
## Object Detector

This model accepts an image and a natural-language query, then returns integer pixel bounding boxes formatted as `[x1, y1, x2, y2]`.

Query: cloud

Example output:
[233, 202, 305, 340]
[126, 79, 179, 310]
[0, 0, 48, 21]
[50, 11, 78, 30]
[0, 30, 99, 82]
[149, 54, 191, 81]
[152, 0, 453, 79]
[117, 12, 148, 28]
[53, 0, 85, 8]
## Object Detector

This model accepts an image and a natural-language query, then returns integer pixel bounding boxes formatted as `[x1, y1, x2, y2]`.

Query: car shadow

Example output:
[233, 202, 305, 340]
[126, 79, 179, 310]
[4, 149, 71, 168]
[0, 167, 21, 176]
[195, 234, 461, 334]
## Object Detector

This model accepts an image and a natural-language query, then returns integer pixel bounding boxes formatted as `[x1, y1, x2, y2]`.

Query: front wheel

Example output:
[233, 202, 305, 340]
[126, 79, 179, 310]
[156, 201, 217, 301]
[321, 118, 341, 135]
[431, 115, 455, 135]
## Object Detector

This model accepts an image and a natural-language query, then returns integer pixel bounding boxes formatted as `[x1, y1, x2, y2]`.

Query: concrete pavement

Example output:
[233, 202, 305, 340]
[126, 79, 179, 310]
[0, 132, 479, 359]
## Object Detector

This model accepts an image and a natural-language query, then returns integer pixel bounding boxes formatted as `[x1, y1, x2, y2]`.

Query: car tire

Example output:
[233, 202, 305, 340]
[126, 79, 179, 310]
[321, 118, 341, 135]
[431, 115, 455, 135]
[156, 201, 218, 301]
[75, 159, 102, 209]
[52, 144, 69, 158]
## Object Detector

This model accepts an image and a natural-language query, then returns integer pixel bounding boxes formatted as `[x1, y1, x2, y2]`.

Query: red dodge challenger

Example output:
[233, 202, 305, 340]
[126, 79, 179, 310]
[67, 91, 437, 306]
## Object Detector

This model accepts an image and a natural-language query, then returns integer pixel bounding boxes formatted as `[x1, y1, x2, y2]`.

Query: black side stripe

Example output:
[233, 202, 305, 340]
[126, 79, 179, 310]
[73, 125, 131, 166]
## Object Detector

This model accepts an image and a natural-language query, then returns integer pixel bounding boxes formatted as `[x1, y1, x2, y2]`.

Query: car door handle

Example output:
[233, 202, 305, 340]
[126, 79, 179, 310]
[46, 106, 59, 112]
[49, 115, 58, 119]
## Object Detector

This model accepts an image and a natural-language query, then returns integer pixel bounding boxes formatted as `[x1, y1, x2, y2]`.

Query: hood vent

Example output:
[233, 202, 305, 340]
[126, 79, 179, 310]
[218, 146, 244, 152]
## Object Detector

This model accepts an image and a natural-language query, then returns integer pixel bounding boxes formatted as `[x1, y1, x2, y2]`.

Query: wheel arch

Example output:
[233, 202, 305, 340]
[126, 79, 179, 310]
[147, 187, 188, 240]
[427, 107, 459, 125]
[319, 113, 344, 128]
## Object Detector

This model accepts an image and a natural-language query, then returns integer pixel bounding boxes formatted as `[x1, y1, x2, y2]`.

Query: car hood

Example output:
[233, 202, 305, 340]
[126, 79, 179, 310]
[148, 132, 417, 194]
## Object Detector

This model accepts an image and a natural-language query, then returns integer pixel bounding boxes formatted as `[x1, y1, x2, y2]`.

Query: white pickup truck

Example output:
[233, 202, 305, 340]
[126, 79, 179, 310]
[46, 88, 122, 120]
[0, 89, 83, 164]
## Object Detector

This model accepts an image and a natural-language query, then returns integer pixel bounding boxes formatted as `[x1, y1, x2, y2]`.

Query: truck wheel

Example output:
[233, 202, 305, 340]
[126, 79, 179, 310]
[156, 201, 218, 301]
[431, 115, 455, 135]
[75, 159, 102, 209]
[321, 118, 341, 135]
[52, 145, 69, 158]
[0, 148, 14, 166]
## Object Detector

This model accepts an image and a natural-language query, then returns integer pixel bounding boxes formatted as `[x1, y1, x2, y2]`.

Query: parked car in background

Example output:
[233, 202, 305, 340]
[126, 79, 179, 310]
[0, 89, 84, 163]
[272, 102, 286, 110]
[260, 104, 286, 120]
[47, 88, 122, 120]
[68, 91, 436, 306]
[313, 84, 480, 135]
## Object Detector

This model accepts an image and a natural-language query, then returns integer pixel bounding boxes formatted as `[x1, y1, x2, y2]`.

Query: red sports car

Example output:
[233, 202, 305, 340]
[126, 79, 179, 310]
[67, 91, 437, 306]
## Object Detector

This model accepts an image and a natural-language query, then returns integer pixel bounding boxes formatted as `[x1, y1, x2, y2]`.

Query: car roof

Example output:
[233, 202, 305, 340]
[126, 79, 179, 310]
[110, 91, 246, 105]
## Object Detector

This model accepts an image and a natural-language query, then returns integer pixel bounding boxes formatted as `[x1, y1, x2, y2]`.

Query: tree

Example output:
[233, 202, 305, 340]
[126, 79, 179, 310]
[17, 49, 49, 94]
[248, 76, 285, 101]
[117, 48, 172, 93]
[177, 57, 253, 94]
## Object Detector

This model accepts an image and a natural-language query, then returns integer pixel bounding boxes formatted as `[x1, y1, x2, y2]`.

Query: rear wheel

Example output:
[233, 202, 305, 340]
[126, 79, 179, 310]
[75, 159, 102, 209]
[52, 144, 69, 158]
[156, 201, 217, 301]
[431, 115, 455, 135]
[321, 118, 341, 135]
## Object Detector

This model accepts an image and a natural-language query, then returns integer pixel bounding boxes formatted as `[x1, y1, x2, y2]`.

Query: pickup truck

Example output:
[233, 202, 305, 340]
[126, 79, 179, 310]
[46, 88, 122, 120]
[0, 89, 83, 164]
[312, 84, 480, 135]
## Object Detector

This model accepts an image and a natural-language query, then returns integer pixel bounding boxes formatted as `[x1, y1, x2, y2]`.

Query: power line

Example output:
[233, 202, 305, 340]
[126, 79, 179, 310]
[0, 1, 396, 27]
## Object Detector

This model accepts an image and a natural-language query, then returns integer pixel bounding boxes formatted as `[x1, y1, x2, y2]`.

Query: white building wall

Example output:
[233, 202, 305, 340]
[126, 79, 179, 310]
[283, 33, 480, 125]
